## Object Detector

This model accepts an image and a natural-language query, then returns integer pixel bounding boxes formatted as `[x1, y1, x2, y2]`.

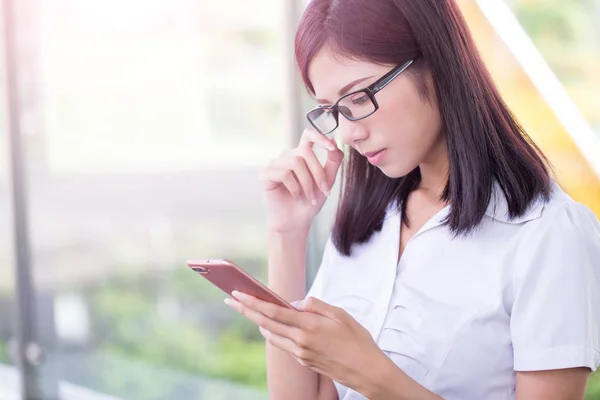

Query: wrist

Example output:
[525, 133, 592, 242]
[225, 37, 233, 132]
[360, 353, 441, 400]
[359, 353, 399, 399]
[266, 228, 310, 303]
[267, 227, 311, 241]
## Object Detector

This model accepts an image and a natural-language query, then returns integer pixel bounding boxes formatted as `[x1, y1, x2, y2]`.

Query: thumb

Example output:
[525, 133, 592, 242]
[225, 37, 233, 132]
[300, 296, 339, 318]
[291, 299, 305, 310]
[324, 143, 344, 188]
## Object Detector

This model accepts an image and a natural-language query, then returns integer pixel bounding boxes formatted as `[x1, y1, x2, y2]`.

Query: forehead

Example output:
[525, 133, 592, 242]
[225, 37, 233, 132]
[307, 48, 393, 101]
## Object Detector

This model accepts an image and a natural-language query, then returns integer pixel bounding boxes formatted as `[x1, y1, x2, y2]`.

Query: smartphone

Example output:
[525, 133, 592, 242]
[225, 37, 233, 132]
[187, 259, 295, 309]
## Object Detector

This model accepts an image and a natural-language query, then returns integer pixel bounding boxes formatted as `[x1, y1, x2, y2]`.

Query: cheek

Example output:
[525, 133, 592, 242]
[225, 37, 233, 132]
[376, 93, 438, 149]
[390, 89, 441, 142]
[373, 93, 443, 177]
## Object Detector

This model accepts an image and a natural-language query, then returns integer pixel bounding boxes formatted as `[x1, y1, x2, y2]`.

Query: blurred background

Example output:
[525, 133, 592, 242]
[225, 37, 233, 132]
[0, 0, 599, 399]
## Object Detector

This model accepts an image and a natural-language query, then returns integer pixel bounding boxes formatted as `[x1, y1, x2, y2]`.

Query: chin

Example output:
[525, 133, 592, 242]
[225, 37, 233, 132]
[379, 163, 418, 179]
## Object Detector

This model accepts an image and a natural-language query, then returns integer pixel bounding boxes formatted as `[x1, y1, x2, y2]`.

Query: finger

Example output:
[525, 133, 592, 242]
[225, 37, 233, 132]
[260, 166, 303, 200]
[287, 156, 318, 205]
[290, 300, 305, 310]
[299, 128, 336, 151]
[259, 327, 296, 353]
[294, 148, 330, 196]
[260, 328, 313, 367]
[300, 297, 342, 320]
[271, 150, 327, 198]
[232, 291, 311, 328]
[225, 298, 298, 339]
[324, 146, 344, 188]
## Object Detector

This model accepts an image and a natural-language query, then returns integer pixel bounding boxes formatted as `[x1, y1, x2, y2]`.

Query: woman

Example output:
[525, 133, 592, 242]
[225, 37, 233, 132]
[225, 0, 600, 399]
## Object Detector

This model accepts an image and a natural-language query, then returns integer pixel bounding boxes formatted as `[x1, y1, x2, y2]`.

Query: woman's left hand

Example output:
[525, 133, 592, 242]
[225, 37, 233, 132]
[226, 291, 387, 391]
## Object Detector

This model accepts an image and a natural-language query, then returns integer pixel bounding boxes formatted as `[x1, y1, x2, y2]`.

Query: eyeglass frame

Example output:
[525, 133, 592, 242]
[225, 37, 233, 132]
[306, 58, 415, 135]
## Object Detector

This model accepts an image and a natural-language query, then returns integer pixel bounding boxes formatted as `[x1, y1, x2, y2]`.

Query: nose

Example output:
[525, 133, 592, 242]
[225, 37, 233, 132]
[337, 117, 369, 146]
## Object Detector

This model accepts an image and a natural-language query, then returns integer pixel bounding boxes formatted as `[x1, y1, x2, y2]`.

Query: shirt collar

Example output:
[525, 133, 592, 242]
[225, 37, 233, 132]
[484, 181, 546, 224]
[386, 181, 547, 225]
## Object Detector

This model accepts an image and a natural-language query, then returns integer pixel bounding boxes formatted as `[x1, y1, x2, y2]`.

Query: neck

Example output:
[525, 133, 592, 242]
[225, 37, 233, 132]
[418, 138, 449, 200]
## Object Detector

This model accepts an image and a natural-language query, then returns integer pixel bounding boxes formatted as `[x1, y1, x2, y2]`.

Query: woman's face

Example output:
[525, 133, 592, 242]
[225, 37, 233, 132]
[308, 49, 445, 178]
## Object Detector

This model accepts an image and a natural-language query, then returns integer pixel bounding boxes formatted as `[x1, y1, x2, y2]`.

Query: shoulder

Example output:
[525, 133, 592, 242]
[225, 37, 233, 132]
[513, 181, 600, 280]
[509, 186, 600, 373]
[522, 181, 600, 243]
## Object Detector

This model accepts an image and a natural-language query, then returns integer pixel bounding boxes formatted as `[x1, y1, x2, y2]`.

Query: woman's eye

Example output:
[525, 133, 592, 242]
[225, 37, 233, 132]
[352, 95, 369, 105]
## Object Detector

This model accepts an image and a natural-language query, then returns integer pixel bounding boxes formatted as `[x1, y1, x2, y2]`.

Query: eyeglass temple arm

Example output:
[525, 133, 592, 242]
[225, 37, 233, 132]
[371, 59, 414, 93]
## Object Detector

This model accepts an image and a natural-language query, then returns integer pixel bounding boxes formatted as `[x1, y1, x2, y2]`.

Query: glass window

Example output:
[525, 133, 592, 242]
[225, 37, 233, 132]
[512, 0, 600, 135]
[17, 0, 290, 398]
[0, 18, 16, 372]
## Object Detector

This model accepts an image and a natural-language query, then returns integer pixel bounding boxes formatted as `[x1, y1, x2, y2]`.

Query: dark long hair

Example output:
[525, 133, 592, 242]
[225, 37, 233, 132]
[295, 0, 551, 256]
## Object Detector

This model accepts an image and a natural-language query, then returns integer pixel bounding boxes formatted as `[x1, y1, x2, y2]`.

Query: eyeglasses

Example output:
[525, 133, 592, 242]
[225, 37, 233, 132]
[306, 59, 414, 135]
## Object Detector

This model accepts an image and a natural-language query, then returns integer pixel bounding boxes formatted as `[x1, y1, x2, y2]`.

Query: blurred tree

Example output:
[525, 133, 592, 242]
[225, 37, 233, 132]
[89, 271, 269, 393]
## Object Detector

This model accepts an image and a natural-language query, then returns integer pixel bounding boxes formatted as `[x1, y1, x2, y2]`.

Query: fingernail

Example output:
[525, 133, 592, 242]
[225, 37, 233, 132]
[232, 290, 240, 298]
[259, 327, 271, 339]
[291, 300, 305, 310]
[311, 198, 317, 206]
[224, 298, 231, 305]
[234, 291, 249, 301]
[328, 143, 335, 151]
[320, 182, 330, 196]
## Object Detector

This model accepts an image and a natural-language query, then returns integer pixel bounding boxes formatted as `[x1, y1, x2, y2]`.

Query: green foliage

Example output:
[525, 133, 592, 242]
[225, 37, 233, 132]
[513, 0, 598, 82]
[88, 269, 268, 394]
[213, 328, 267, 388]
[0, 340, 9, 364]
[514, 0, 588, 44]
[586, 371, 600, 400]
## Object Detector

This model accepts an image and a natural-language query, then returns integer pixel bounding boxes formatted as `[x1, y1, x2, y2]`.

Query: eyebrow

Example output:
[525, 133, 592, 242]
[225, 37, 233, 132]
[316, 75, 375, 104]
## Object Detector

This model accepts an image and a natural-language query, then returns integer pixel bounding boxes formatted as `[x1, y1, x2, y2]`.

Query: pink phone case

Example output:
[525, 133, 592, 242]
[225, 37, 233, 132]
[187, 259, 295, 309]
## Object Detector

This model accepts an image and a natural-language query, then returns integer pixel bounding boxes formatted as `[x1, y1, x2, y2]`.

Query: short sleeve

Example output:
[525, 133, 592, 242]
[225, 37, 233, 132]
[511, 202, 600, 372]
[305, 236, 336, 300]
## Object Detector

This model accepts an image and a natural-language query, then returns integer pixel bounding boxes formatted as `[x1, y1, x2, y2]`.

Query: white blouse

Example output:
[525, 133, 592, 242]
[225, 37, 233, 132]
[306, 181, 600, 400]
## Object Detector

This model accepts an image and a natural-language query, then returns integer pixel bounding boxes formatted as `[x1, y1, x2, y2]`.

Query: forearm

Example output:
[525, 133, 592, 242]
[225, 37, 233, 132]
[266, 230, 319, 400]
[267, 230, 310, 302]
[360, 353, 443, 400]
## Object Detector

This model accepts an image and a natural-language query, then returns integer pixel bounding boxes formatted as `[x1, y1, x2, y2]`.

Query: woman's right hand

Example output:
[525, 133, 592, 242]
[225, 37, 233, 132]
[261, 128, 344, 233]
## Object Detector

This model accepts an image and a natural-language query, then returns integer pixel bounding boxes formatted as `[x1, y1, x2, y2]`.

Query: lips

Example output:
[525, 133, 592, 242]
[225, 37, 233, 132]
[363, 149, 385, 158]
